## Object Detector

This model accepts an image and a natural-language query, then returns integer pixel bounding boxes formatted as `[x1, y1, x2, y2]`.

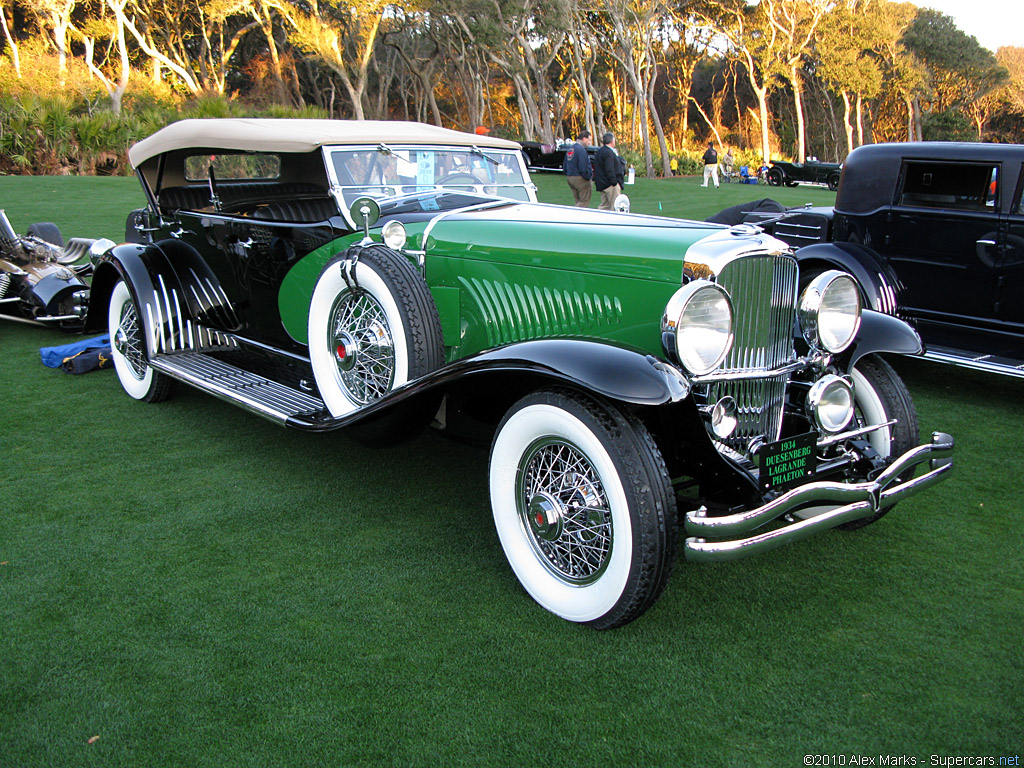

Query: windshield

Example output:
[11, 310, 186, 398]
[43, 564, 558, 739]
[327, 145, 533, 205]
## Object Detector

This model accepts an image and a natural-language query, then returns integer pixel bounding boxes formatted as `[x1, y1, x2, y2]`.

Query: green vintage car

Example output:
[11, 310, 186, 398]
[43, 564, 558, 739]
[87, 119, 954, 629]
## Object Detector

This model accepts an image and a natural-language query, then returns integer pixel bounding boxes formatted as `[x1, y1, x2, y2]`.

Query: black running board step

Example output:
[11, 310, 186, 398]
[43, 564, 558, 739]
[923, 345, 1024, 378]
[151, 352, 326, 423]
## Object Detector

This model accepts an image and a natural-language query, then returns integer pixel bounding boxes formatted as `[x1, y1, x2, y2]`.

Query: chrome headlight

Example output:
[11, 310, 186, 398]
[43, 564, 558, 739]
[662, 281, 734, 376]
[799, 271, 861, 353]
[381, 220, 408, 250]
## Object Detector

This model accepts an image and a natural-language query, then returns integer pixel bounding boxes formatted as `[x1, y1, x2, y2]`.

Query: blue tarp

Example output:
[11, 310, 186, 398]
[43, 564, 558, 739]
[40, 334, 111, 369]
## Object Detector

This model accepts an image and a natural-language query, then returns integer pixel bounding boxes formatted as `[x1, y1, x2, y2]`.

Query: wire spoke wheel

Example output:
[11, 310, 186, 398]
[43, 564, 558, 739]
[490, 389, 677, 629]
[518, 438, 613, 585]
[107, 279, 174, 403]
[329, 289, 396, 405]
[115, 298, 148, 380]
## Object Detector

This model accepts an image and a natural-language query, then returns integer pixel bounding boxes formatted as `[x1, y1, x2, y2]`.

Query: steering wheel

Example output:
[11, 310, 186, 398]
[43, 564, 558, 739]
[436, 172, 480, 185]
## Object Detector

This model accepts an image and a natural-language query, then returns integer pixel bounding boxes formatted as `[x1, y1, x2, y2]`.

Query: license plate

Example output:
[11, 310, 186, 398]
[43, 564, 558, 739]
[759, 432, 817, 491]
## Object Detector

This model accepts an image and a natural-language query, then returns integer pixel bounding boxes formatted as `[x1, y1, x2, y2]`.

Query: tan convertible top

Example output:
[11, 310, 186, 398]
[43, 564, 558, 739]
[129, 118, 522, 169]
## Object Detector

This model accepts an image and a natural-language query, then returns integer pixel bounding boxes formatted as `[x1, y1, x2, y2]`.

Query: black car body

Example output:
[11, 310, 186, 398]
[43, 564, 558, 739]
[754, 142, 1024, 377]
[767, 158, 843, 190]
[520, 140, 598, 172]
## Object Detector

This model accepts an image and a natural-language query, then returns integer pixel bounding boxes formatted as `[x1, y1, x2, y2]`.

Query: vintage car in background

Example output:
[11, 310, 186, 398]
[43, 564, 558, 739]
[519, 140, 598, 171]
[85, 119, 953, 629]
[0, 210, 112, 330]
[766, 157, 843, 190]
[749, 142, 1024, 378]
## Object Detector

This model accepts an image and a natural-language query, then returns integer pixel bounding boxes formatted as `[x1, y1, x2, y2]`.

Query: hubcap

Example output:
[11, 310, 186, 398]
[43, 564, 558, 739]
[517, 438, 612, 585]
[327, 290, 395, 405]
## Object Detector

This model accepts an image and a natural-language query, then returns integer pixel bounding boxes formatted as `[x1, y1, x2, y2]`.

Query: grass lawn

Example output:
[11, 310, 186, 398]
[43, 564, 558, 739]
[1, 173, 1021, 767]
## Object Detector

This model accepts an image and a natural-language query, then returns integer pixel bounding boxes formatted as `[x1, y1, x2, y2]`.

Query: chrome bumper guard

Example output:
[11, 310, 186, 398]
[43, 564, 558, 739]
[683, 431, 954, 563]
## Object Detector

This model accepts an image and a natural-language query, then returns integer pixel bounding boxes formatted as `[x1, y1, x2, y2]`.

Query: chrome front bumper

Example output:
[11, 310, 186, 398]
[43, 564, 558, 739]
[683, 431, 954, 562]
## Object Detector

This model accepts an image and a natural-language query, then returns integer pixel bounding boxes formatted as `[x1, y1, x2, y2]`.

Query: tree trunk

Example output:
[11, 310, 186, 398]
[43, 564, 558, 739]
[647, 64, 671, 177]
[0, 4, 18, 77]
[790, 63, 806, 161]
[841, 90, 854, 156]
[855, 93, 865, 146]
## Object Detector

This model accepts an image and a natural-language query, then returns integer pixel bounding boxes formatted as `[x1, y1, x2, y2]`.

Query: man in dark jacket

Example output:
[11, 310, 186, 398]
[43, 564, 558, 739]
[594, 132, 625, 211]
[563, 129, 593, 207]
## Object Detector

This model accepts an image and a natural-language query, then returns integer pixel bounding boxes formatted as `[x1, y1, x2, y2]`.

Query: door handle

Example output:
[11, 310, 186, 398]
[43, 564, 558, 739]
[170, 226, 193, 239]
[976, 239, 996, 247]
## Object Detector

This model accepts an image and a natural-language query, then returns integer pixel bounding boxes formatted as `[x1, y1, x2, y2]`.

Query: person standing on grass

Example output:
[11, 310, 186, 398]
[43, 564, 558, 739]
[563, 129, 593, 207]
[701, 142, 719, 188]
[594, 132, 625, 211]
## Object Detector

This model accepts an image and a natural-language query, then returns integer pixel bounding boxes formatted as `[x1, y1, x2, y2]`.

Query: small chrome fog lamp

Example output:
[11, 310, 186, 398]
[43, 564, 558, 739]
[710, 396, 738, 439]
[799, 270, 861, 353]
[382, 220, 408, 250]
[807, 374, 854, 433]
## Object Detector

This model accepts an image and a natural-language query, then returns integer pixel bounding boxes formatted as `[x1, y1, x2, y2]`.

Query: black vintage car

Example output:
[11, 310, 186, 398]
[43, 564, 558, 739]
[520, 140, 598, 171]
[766, 158, 843, 190]
[752, 142, 1024, 378]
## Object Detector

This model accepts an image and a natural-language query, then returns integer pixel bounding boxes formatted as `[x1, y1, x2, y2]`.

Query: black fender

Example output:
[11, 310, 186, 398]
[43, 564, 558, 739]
[839, 309, 922, 371]
[31, 271, 88, 313]
[85, 239, 239, 353]
[288, 339, 692, 431]
[795, 242, 902, 315]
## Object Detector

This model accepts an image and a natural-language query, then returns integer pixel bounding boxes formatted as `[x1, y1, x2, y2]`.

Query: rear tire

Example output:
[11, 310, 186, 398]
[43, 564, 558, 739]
[489, 389, 677, 629]
[27, 222, 63, 248]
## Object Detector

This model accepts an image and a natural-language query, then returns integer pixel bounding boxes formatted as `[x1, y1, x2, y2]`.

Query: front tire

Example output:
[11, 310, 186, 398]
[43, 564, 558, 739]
[489, 389, 677, 629]
[308, 244, 443, 423]
[108, 279, 175, 402]
[767, 168, 783, 186]
[840, 354, 918, 530]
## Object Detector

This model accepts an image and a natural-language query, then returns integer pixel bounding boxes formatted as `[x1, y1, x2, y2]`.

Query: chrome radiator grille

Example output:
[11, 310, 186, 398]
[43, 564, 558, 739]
[706, 255, 798, 450]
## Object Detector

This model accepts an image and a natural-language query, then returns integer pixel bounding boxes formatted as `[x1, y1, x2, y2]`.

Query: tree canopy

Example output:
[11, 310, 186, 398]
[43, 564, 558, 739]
[0, 0, 1020, 177]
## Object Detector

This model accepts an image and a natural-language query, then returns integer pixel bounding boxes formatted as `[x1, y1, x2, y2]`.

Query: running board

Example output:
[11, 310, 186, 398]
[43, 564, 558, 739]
[150, 352, 326, 424]
[923, 345, 1024, 379]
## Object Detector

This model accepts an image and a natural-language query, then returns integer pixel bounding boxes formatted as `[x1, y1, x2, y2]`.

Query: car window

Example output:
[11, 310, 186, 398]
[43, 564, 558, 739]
[329, 146, 529, 203]
[185, 153, 281, 181]
[898, 161, 998, 211]
[1016, 165, 1024, 214]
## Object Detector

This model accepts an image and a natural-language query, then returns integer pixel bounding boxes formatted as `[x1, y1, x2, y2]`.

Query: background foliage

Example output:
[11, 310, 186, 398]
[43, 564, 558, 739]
[1, 0, 1021, 179]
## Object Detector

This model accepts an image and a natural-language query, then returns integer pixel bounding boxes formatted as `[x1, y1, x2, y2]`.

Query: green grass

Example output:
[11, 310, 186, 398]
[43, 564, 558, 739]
[1, 174, 1022, 766]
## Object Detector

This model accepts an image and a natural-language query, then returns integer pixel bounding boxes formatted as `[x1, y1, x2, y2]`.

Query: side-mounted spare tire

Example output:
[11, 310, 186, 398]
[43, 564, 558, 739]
[308, 243, 444, 443]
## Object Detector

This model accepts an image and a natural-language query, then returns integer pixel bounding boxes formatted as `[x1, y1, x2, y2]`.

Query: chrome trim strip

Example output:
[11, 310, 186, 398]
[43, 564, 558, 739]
[923, 349, 1024, 379]
[682, 431, 954, 562]
[691, 356, 817, 384]
[816, 418, 897, 447]
[421, 200, 516, 247]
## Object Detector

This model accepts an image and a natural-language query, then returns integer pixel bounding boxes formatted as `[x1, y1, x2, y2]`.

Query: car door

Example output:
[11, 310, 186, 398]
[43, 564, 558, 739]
[997, 163, 1024, 329]
[884, 160, 1001, 327]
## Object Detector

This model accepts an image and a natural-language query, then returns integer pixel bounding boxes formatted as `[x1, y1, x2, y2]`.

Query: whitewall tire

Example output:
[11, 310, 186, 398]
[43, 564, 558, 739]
[108, 279, 174, 402]
[489, 389, 677, 629]
[308, 245, 443, 421]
